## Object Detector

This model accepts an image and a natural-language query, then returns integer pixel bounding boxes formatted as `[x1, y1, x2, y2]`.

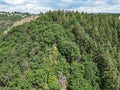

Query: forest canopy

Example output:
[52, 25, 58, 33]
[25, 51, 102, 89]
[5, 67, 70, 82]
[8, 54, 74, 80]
[0, 11, 120, 90]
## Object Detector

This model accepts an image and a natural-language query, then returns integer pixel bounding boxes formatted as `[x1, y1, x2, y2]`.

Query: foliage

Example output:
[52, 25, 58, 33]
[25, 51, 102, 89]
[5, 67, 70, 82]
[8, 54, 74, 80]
[0, 11, 120, 90]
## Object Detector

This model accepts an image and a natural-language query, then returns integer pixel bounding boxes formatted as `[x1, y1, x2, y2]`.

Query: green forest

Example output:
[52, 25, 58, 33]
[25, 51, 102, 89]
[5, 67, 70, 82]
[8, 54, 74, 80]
[0, 11, 120, 90]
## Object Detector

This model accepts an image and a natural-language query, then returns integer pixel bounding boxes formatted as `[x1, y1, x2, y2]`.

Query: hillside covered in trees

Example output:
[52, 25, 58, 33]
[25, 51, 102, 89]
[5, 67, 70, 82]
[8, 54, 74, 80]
[0, 11, 120, 90]
[0, 12, 30, 35]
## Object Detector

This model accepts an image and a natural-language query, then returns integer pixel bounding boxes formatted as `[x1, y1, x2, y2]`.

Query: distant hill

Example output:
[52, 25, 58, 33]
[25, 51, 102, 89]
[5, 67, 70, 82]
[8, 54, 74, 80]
[3, 15, 39, 35]
[0, 11, 38, 35]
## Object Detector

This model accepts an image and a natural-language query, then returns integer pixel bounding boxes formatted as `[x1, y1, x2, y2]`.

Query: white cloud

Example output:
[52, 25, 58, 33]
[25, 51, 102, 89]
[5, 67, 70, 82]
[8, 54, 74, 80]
[92, 0, 105, 5]
[0, 0, 53, 13]
[0, 0, 120, 13]
[73, 7, 100, 13]
[73, 4, 120, 13]
[4, 3, 53, 13]
[61, 0, 74, 3]
[3, 0, 26, 5]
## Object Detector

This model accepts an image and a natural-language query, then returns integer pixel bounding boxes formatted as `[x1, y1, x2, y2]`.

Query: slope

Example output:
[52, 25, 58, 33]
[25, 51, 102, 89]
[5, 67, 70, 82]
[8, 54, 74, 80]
[3, 15, 39, 35]
[0, 11, 120, 90]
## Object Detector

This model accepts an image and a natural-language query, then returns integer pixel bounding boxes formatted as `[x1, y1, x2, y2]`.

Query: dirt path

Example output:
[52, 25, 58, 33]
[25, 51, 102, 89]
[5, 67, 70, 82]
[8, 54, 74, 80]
[118, 16, 120, 20]
[3, 15, 39, 35]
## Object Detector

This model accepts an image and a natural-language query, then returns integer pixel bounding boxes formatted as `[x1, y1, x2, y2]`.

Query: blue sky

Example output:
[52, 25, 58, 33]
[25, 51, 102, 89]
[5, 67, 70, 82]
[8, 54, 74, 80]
[0, 0, 120, 13]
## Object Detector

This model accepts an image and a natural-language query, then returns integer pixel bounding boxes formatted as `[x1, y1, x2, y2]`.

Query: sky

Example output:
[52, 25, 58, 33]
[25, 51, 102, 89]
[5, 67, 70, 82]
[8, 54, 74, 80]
[0, 0, 120, 14]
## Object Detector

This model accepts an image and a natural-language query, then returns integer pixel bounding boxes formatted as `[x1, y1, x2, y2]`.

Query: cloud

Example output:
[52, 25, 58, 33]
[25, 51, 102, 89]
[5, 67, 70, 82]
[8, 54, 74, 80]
[4, 0, 25, 5]
[0, 0, 120, 13]
[10, 5, 53, 13]
[106, 0, 120, 5]
[73, 4, 120, 13]
[0, 0, 52, 13]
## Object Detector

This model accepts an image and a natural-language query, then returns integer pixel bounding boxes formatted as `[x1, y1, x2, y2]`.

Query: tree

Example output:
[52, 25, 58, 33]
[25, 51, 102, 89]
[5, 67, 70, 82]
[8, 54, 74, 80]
[58, 41, 80, 63]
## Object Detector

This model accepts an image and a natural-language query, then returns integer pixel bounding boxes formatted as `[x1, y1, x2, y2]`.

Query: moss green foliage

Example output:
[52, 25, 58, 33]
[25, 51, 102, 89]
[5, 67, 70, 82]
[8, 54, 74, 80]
[0, 11, 120, 90]
[59, 41, 80, 63]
